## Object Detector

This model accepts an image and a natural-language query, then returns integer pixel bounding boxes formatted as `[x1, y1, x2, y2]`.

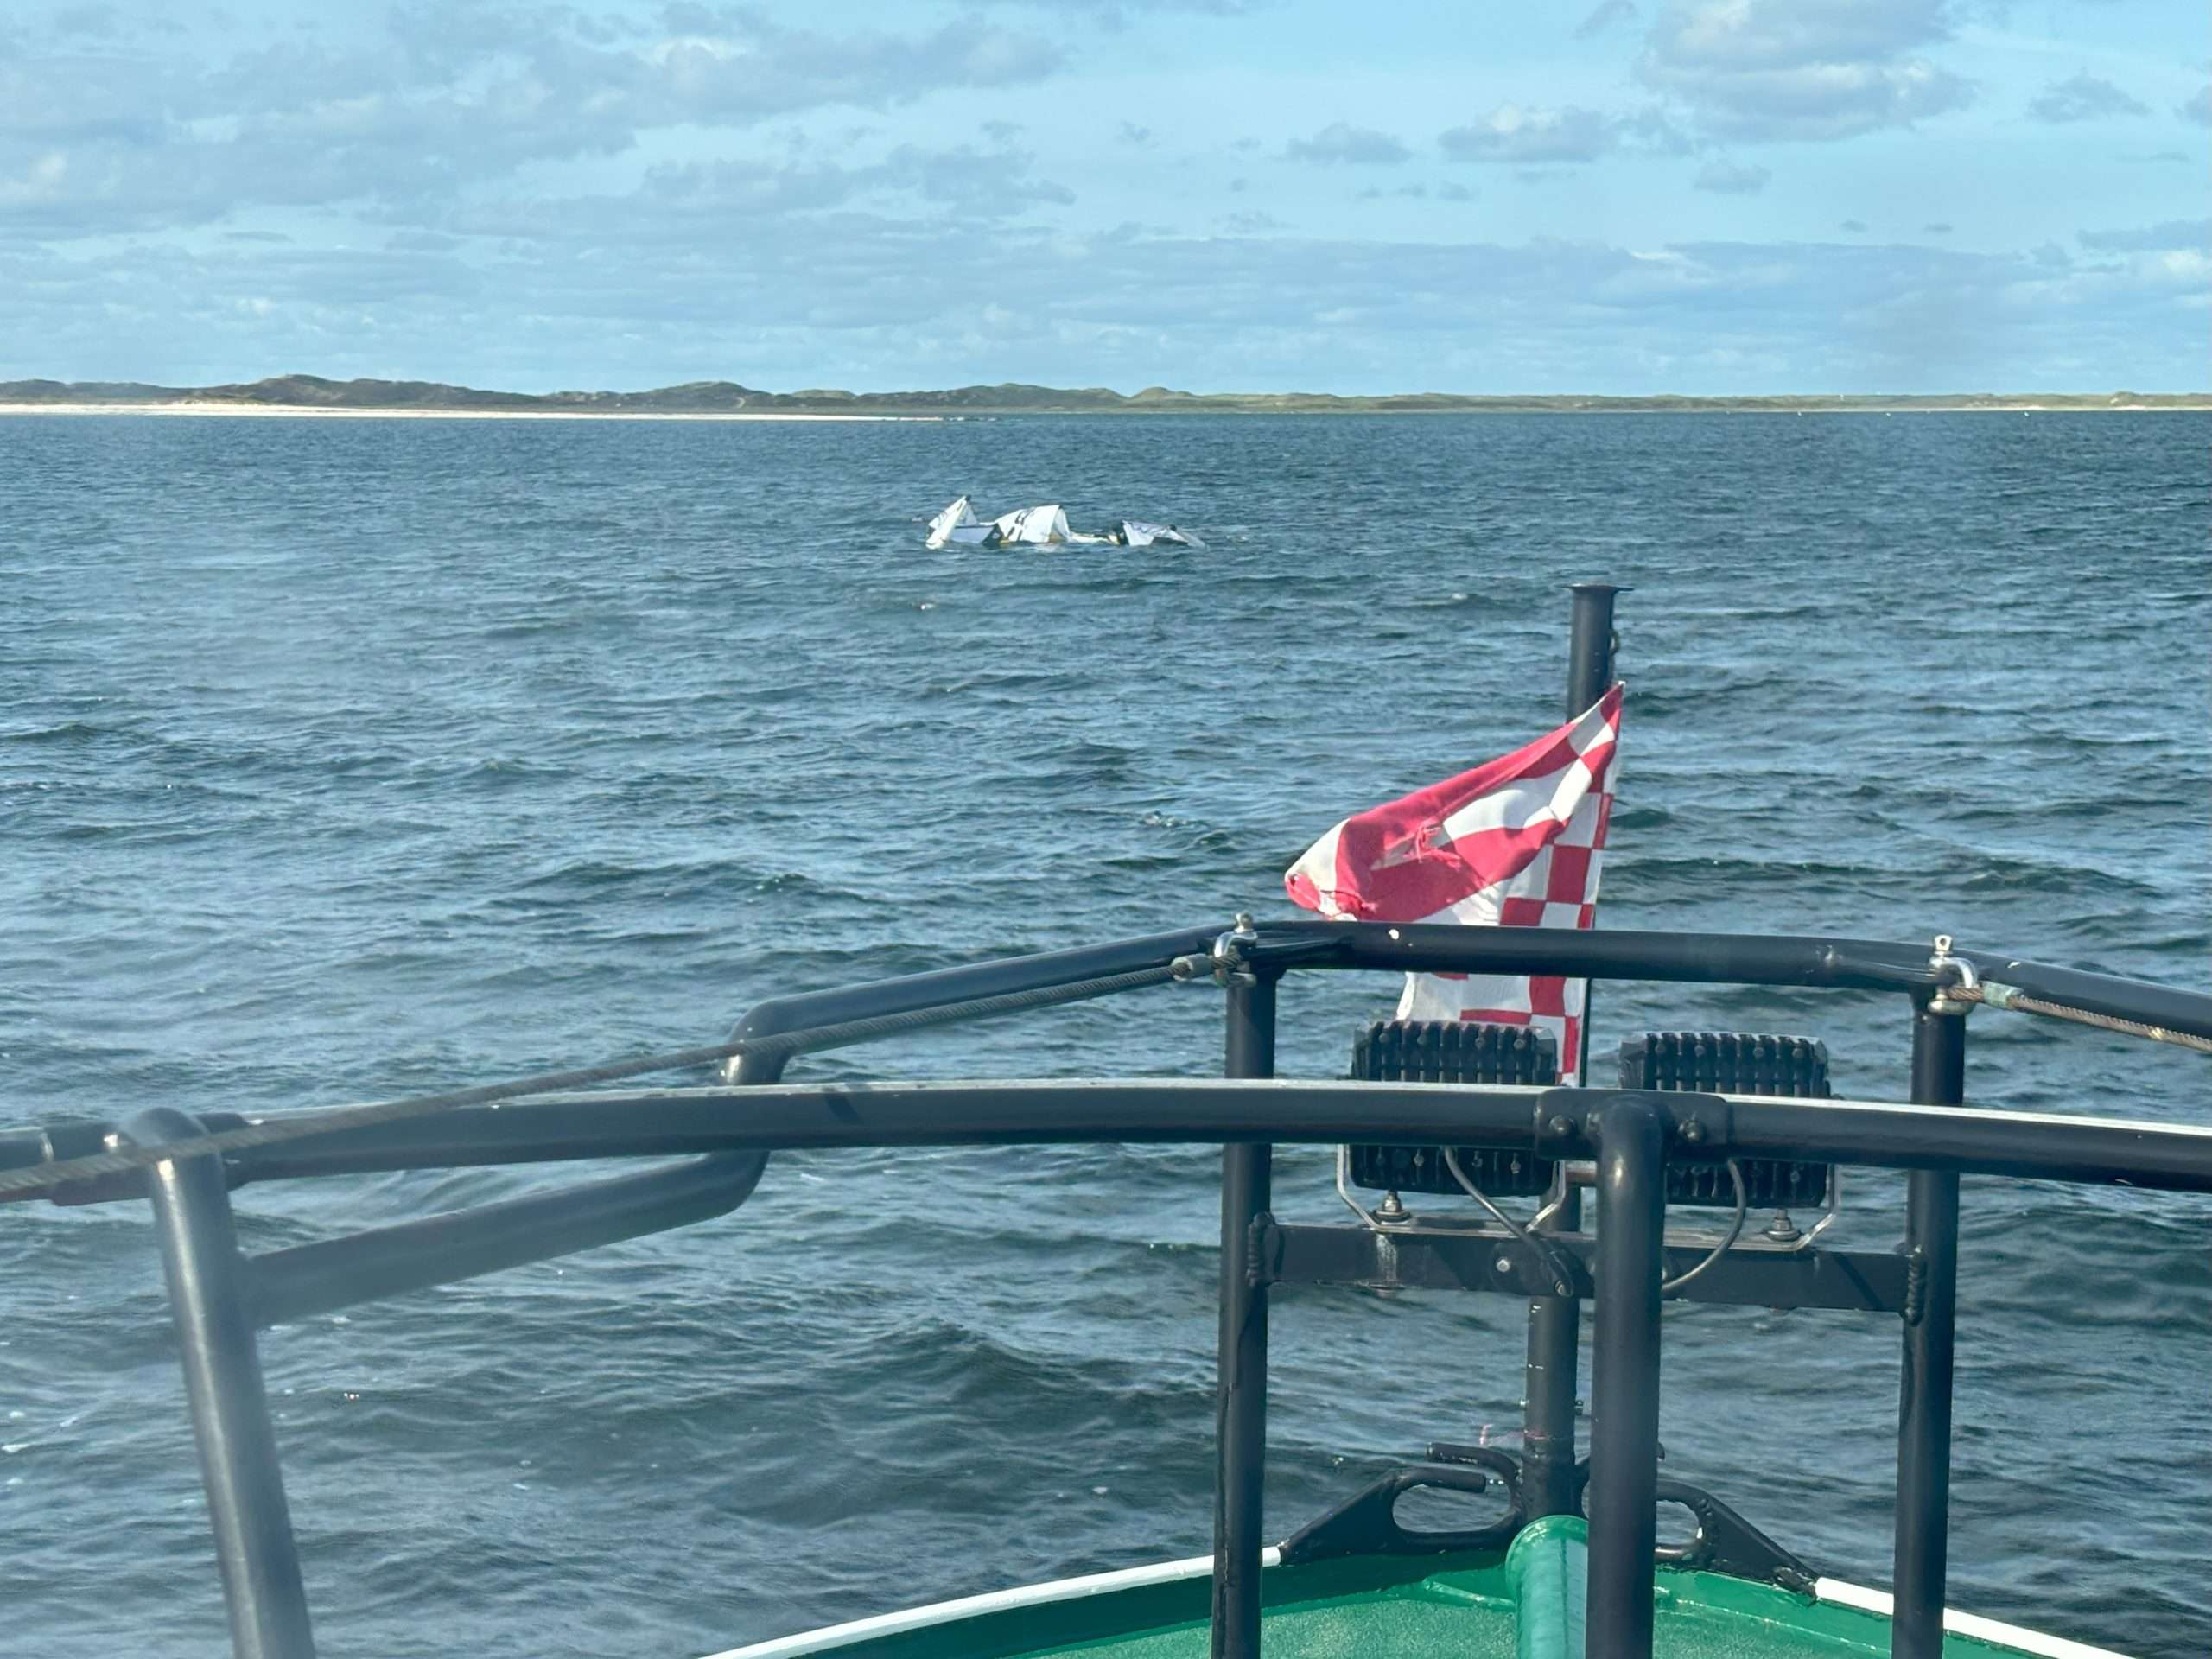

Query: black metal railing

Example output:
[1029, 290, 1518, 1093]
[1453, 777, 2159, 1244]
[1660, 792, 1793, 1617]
[6, 919, 2212, 1659]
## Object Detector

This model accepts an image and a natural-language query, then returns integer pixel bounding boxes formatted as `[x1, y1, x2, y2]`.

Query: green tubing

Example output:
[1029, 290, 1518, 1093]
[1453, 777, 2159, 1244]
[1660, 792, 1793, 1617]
[1505, 1514, 1588, 1659]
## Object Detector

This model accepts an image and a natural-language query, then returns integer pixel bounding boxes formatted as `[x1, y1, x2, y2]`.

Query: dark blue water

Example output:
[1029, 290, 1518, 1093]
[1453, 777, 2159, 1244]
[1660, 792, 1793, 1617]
[3, 411, 2206, 1657]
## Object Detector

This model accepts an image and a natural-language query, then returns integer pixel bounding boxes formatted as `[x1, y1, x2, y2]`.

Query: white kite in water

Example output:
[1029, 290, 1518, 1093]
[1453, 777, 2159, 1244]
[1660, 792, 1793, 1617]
[925, 497, 994, 548]
[1116, 520, 1203, 548]
[923, 499, 1205, 550]
[990, 505, 1079, 544]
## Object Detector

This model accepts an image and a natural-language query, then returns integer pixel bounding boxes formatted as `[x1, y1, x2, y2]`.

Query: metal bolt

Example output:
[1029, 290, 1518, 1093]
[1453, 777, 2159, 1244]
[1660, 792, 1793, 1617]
[1493, 1255, 1515, 1275]
[1547, 1115, 1574, 1137]
[1680, 1118, 1707, 1144]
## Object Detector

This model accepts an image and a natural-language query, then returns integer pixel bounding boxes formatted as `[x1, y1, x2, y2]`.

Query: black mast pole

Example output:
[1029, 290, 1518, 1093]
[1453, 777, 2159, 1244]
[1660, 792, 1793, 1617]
[1521, 582, 1624, 1522]
[1561, 581, 1624, 1091]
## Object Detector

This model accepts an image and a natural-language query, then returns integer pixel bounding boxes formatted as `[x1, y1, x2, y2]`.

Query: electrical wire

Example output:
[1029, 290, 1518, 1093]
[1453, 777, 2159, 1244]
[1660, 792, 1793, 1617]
[1658, 1159, 1747, 1294]
[1443, 1147, 1579, 1297]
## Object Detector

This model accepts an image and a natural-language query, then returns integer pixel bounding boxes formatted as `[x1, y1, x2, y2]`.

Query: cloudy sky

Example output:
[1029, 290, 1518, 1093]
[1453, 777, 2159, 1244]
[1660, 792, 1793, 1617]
[3, 0, 2205, 393]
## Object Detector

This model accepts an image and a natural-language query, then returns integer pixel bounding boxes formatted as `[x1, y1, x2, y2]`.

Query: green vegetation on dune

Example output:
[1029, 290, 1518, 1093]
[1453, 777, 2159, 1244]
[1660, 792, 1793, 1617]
[3, 373, 2206, 414]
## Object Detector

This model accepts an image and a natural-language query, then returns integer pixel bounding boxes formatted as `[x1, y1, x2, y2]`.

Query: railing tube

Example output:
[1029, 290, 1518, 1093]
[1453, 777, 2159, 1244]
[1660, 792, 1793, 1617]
[1522, 582, 1623, 1518]
[1892, 1001, 1966, 1657]
[1586, 1095, 1667, 1658]
[130, 1108, 316, 1659]
[242, 1153, 766, 1329]
[1211, 971, 1277, 1659]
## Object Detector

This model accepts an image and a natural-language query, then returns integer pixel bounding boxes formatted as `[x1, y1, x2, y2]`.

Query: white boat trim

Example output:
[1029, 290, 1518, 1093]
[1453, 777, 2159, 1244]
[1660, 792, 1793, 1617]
[1813, 1578, 2131, 1659]
[699, 1548, 1281, 1659]
[700, 1554, 2130, 1659]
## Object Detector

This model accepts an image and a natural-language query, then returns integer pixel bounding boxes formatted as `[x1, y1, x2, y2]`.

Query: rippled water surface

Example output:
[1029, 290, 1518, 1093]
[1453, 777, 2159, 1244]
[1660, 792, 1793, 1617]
[3, 411, 2207, 1656]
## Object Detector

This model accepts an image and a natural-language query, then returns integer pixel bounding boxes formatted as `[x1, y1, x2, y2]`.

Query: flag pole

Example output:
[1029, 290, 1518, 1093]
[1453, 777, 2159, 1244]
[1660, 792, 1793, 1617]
[1563, 582, 1624, 1087]
[1520, 581, 1624, 1522]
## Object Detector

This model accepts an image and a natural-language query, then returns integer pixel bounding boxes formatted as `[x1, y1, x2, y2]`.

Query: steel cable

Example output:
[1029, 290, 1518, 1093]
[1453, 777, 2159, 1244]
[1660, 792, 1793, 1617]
[1943, 982, 2212, 1054]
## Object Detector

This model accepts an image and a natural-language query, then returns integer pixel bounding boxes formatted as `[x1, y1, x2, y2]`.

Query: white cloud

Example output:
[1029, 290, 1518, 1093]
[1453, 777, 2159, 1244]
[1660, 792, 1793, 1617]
[1575, 0, 1638, 39]
[1694, 158, 1770, 193]
[448, 142, 1074, 245]
[2026, 73, 2148, 124]
[1639, 0, 1973, 142]
[1437, 104, 1686, 166]
[0, 9, 1067, 237]
[960, 0, 1249, 16]
[10, 219, 2202, 395]
[2077, 219, 2209, 253]
[1440, 105, 1618, 163]
[1283, 123, 1411, 165]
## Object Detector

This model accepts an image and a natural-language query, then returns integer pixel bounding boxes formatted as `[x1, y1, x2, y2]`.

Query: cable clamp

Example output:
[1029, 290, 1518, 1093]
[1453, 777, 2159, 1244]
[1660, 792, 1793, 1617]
[1209, 912, 1261, 988]
[1927, 933, 1980, 1014]
[1170, 912, 1263, 988]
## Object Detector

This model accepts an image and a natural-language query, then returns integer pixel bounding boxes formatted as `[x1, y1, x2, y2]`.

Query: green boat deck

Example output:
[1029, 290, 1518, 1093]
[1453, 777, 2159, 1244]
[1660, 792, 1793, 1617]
[768, 1549, 2075, 1659]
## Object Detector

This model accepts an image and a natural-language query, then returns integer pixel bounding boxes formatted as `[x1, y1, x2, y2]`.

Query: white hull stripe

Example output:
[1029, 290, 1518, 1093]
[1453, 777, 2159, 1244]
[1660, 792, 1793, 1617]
[697, 1549, 1281, 1659]
[1814, 1579, 2132, 1659]
[696, 1554, 2126, 1659]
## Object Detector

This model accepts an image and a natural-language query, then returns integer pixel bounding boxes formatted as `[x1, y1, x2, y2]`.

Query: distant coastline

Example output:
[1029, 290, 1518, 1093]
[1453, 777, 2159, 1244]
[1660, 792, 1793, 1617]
[0, 402, 923, 423]
[3, 373, 2207, 418]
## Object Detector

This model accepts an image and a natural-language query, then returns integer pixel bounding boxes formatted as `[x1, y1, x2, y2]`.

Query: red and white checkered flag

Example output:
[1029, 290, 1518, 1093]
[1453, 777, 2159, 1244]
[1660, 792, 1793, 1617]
[1283, 686, 1623, 1074]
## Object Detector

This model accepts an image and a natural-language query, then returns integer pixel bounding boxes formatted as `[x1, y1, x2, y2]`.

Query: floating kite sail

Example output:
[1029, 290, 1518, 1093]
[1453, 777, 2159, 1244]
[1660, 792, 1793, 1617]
[990, 505, 1075, 544]
[1118, 520, 1204, 548]
[923, 499, 1204, 549]
[925, 497, 994, 549]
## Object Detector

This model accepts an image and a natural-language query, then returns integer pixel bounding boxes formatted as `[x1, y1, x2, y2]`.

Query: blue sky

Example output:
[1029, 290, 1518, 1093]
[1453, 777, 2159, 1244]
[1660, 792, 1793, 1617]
[2, 0, 2204, 393]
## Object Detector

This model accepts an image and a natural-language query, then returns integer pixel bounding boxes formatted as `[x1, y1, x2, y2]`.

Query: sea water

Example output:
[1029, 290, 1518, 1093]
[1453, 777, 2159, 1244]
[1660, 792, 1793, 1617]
[3, 410, 2206, 1656]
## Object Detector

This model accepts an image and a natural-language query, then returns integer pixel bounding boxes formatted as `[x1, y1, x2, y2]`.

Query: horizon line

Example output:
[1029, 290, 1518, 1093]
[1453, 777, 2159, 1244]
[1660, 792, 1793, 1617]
[5, 372, 2209, 411]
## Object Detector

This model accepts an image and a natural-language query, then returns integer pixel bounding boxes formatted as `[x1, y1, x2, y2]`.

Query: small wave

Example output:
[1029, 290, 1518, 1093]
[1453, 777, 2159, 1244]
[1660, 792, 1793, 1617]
[1952, 855, 2161, 899]
[1, 721, 109, 745]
